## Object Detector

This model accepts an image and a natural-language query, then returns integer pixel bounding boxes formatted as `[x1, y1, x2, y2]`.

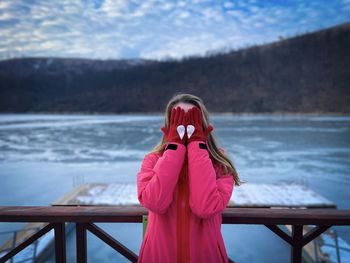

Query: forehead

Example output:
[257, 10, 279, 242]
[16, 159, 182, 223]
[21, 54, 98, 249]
[173, 102, 196, 112]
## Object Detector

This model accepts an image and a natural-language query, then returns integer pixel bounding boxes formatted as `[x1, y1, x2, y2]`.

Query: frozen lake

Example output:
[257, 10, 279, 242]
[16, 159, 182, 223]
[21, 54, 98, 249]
[0, 113, 349, 262]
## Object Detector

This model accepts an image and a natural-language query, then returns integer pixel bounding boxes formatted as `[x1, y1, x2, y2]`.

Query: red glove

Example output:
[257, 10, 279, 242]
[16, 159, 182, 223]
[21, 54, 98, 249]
[186, 106, 213, 143]
[161, 107, 187, 145]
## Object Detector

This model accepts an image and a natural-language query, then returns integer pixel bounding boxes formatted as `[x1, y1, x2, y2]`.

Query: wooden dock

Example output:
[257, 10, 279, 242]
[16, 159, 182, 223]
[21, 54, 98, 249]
[50, 182, 337, 208]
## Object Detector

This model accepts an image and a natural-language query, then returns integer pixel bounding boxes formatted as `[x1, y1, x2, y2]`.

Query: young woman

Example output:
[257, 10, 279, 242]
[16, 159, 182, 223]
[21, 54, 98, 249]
[137, 93, 242, 263]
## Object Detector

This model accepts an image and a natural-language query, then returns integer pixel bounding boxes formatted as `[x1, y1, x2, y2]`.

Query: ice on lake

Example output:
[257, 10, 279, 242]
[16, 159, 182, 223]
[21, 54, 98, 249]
[0, 113, 349, 263]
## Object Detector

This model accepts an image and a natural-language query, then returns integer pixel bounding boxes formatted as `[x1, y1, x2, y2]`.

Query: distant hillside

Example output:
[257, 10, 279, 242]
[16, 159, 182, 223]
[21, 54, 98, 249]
[0, 22, 349, 113]
[0, 57, 157, 75]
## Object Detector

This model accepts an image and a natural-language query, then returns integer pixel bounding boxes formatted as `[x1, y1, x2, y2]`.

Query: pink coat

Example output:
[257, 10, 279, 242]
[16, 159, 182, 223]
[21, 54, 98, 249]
[137, 140, 234, 263]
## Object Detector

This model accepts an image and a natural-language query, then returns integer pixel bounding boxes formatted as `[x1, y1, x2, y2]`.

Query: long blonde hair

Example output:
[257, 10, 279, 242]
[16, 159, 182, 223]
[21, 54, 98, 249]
[149, 92, 244, 186]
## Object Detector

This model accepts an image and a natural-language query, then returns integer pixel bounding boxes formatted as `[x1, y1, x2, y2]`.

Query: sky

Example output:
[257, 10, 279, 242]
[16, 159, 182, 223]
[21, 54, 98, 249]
[0, 0, 349, 61]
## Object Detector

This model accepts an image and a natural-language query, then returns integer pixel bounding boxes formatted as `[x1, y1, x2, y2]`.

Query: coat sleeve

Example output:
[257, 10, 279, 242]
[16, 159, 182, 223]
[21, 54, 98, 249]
[137, 142, 186, 214]
[187, 141, 234, 219]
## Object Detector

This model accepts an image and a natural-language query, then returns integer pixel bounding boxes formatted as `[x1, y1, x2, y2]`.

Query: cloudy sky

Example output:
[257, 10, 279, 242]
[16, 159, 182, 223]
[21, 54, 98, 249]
[0, 0, 349, 61]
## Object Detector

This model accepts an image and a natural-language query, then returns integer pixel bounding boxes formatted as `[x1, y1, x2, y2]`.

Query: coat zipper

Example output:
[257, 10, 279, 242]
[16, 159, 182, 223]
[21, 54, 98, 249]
[183, 159, 190, 263]
[177, 155, 190, 263]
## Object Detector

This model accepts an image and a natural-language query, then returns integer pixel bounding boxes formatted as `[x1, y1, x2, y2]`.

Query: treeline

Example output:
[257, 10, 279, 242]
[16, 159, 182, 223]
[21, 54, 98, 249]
[0, 21, 349, 113]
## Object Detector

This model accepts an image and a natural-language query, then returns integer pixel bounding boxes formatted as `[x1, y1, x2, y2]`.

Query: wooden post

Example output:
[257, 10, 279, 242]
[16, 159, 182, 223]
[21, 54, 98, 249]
[53, 222, 66, 263]
[291, 224, 303, 263]
[76, 223, 87, 263]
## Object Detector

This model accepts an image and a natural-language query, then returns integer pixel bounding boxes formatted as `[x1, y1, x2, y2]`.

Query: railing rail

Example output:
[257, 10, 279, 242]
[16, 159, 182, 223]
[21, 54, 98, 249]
[0, 206, 349, 263]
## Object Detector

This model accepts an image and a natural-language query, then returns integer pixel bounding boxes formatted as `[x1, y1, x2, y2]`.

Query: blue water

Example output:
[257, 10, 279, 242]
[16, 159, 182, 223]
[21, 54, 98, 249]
[0, 113, 349, 262]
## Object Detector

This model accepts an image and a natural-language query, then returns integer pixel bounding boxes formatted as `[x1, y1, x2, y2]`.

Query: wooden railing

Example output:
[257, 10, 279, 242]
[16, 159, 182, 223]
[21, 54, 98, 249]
[0, 206, 350, 263]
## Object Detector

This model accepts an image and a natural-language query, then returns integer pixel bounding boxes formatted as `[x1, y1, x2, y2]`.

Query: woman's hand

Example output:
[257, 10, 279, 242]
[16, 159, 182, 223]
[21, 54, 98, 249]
[161, 107, 187, 145]
[186, 107, 213, 143]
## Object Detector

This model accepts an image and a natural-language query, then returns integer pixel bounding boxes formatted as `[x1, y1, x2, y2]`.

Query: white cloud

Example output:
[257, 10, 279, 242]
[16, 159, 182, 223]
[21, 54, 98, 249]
[0, 0, 349, 60]
[100, 0, 128, 18]
[249, 6, 260, 13]
[160, 2, 174, 11]
[178, 11, 191, 19]
[201, 7, 224, 21]
[223, 2, 234, 8]
[0, 12, 14, 20]
[177, 1, 187, 8]
[140, 32, 232, 60]
[226, 9, 246, 20]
